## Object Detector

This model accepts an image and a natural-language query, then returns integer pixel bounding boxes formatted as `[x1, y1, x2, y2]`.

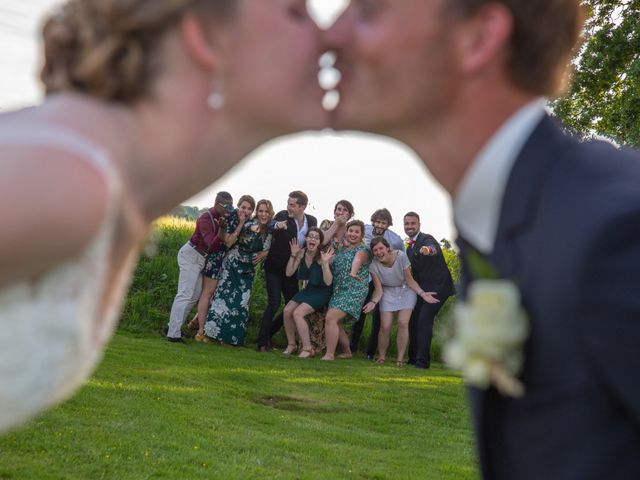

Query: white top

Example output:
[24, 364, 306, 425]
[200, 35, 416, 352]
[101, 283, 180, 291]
[296, 215, 309, 246]
[0, 124, 135, 432]
[453, 100, 546, 254]
[369, 250, 417, 312]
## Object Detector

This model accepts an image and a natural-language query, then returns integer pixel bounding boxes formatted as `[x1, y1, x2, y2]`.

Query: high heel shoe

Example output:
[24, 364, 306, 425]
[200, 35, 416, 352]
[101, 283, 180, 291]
[298, 347, 315, 359]
[283, 344, 297, 355]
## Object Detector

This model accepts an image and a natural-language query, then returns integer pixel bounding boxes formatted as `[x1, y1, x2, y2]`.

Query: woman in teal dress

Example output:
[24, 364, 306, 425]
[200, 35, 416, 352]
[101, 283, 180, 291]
[282, 227, 334, 358]
[204, 199, 274, 346]
[322, 220, 372, 361]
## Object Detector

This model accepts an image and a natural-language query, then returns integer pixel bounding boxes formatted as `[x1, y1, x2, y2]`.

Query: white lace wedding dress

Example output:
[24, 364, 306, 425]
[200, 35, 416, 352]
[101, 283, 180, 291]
[0, 125, 135, 432]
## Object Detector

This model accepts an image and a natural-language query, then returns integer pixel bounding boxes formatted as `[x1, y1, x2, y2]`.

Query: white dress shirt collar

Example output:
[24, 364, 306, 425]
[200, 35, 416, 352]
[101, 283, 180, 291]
[453, 99, 546, 254]
[296, 215, 309, 246]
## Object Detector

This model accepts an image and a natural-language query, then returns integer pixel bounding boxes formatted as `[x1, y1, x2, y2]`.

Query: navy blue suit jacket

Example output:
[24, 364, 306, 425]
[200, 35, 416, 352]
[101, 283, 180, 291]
[465, 116, 640, 479]
[264, 210, 317, 275]
[407, 232, 454, 298]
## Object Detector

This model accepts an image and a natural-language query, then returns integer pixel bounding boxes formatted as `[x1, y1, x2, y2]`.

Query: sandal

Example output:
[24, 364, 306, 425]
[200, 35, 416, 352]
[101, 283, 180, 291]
[298, 347, 315, 358]
[283, 344, 297, 355]
[375, 358, 385, 364]
[396, 360, 404, 367]
[337, 353, 352, 359]
[195, 333, 211, 343]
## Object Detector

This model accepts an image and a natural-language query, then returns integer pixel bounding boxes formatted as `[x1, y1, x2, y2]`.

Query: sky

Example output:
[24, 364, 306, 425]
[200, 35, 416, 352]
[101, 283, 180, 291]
[0, 0, 455, 242]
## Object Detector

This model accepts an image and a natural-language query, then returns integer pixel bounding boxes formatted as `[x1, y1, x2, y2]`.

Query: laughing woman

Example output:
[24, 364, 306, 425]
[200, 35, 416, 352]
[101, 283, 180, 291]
[319, 199, 355, 249]
[204, 200, 274, 346]
[322, 220, 372, 361]
[364, 237, 439, 366]
[282, 227, 334, 358]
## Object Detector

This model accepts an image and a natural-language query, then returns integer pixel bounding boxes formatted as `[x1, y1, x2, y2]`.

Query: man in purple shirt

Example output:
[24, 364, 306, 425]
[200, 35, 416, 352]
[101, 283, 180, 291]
[166, 191, 233, 342]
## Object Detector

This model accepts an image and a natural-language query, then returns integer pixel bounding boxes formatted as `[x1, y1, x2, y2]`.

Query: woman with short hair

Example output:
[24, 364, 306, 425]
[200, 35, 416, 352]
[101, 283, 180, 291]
[364, 237, 439, 366]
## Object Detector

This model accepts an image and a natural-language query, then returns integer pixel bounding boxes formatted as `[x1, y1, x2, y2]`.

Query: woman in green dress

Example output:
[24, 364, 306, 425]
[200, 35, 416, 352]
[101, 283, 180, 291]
[282, 227, 334, 358]
[322, 220, 372, 361]
[204, 199, 274, 346]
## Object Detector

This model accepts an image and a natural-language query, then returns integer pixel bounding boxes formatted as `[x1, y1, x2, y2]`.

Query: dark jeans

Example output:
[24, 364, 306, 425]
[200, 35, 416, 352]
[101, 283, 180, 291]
[408, 294, 449, 367]
[257, 270, 299, 347]
[350, 282, 380, 356]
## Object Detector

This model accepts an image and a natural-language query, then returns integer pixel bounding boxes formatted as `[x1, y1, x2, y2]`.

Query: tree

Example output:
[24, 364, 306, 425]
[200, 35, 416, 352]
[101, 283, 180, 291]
[552, 0, 640, 148]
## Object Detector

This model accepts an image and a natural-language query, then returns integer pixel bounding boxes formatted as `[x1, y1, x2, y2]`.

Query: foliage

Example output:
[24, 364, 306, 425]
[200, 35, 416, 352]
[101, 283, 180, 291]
[0, 333, 477, 479]
[121, 217, 193, 334]
[552, 0, 640, 147]
[168, 205, 206, 221]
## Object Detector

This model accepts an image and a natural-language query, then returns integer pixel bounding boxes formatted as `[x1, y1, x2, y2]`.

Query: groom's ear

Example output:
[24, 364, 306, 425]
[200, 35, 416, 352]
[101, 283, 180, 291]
[178, 13, 229, 73]
[452, 3, 513, 77]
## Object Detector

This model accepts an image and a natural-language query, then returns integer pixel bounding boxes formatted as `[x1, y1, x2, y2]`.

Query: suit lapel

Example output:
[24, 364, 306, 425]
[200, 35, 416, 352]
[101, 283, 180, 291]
[465, 116, 570, 476]
[489, 115, 567, 276]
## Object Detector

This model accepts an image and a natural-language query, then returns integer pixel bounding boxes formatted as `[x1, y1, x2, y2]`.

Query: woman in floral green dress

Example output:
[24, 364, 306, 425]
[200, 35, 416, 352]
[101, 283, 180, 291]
[322, 220, 371, 361]
[204, 200, 274, 345]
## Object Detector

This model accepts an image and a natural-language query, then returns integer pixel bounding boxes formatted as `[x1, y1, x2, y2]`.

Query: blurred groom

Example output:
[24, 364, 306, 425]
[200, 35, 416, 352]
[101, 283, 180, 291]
[325, 1, 640, 479]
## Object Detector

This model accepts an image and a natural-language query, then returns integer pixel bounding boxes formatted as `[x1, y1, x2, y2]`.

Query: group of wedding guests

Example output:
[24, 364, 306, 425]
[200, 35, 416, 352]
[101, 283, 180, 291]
[167, 190, 455, 367]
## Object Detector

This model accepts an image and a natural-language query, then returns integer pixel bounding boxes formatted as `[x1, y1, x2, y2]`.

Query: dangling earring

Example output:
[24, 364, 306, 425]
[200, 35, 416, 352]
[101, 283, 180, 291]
[207, 82, 225, 110]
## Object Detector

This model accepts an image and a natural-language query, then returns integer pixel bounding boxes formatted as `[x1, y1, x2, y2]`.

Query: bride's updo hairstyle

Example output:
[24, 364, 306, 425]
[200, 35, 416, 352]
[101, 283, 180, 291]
[41, 0, 235, 103]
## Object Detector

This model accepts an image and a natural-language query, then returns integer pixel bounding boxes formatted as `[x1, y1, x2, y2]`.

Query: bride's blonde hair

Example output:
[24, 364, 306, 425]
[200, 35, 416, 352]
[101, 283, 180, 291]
[41, 0, 235, 103]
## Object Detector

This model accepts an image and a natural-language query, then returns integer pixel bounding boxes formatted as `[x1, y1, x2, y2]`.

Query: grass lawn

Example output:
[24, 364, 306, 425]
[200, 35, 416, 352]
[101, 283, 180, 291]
[0, 332, 478, 480]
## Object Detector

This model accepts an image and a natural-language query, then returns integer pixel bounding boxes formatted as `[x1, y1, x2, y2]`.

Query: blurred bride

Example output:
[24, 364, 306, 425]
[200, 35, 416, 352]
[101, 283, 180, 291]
[0, 0, 327, 431]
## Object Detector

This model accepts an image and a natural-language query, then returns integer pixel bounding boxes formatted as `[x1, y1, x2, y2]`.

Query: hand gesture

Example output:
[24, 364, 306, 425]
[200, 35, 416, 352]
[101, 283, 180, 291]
[419, 246, 435, 256]
[362, 301, 376, 314]
[252, 250, 268, 265]
[277, 220, 288, 230]
[334, 214, 347, 226]
[289, 238, 302, 258]
[421, 291, 440, 304]
[238, 210, 249, 223]
[218, 216, 228, 230]
[320, 247, 335, 264]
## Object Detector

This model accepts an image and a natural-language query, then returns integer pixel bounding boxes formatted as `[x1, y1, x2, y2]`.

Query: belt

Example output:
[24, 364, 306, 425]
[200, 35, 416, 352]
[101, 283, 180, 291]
[189, 241, 207, 257]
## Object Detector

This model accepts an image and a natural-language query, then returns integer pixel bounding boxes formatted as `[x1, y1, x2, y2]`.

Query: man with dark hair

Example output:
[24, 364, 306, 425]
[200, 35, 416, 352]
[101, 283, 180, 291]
[257, 191, 317, 352]
[326, 1, 640, 478]
[351, 208, 404, 357]
[166, 191, 232, 343]
[403, 212, 454, 368]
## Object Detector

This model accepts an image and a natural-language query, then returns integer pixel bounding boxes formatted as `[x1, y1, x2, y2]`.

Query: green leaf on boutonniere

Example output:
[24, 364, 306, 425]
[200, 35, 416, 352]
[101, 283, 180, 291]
[466, 250, 500, 280]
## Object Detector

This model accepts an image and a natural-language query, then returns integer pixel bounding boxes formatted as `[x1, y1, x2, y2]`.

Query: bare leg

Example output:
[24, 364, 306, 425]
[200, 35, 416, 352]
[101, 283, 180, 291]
[196, 277, 218, 335]
[293, 303, 316, 352]
[323, 309, 346, 360]
[283, 301, 300, 354]
[377, 311, 394, 362]
[396, 309, 412, 365]
[337, 327, 352, 358]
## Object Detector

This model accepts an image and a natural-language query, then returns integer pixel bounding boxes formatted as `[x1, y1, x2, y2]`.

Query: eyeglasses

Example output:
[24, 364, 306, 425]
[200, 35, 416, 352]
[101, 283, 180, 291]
[306, 234, 321, 240]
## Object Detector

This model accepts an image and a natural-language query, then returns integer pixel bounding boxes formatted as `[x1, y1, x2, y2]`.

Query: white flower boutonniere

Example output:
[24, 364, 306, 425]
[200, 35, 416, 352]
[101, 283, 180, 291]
[444, 252, 529, 398]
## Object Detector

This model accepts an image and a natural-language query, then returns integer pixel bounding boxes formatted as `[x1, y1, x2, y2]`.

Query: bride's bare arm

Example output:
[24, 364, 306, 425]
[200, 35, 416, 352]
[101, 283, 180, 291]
[0, 149, 109, 289]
